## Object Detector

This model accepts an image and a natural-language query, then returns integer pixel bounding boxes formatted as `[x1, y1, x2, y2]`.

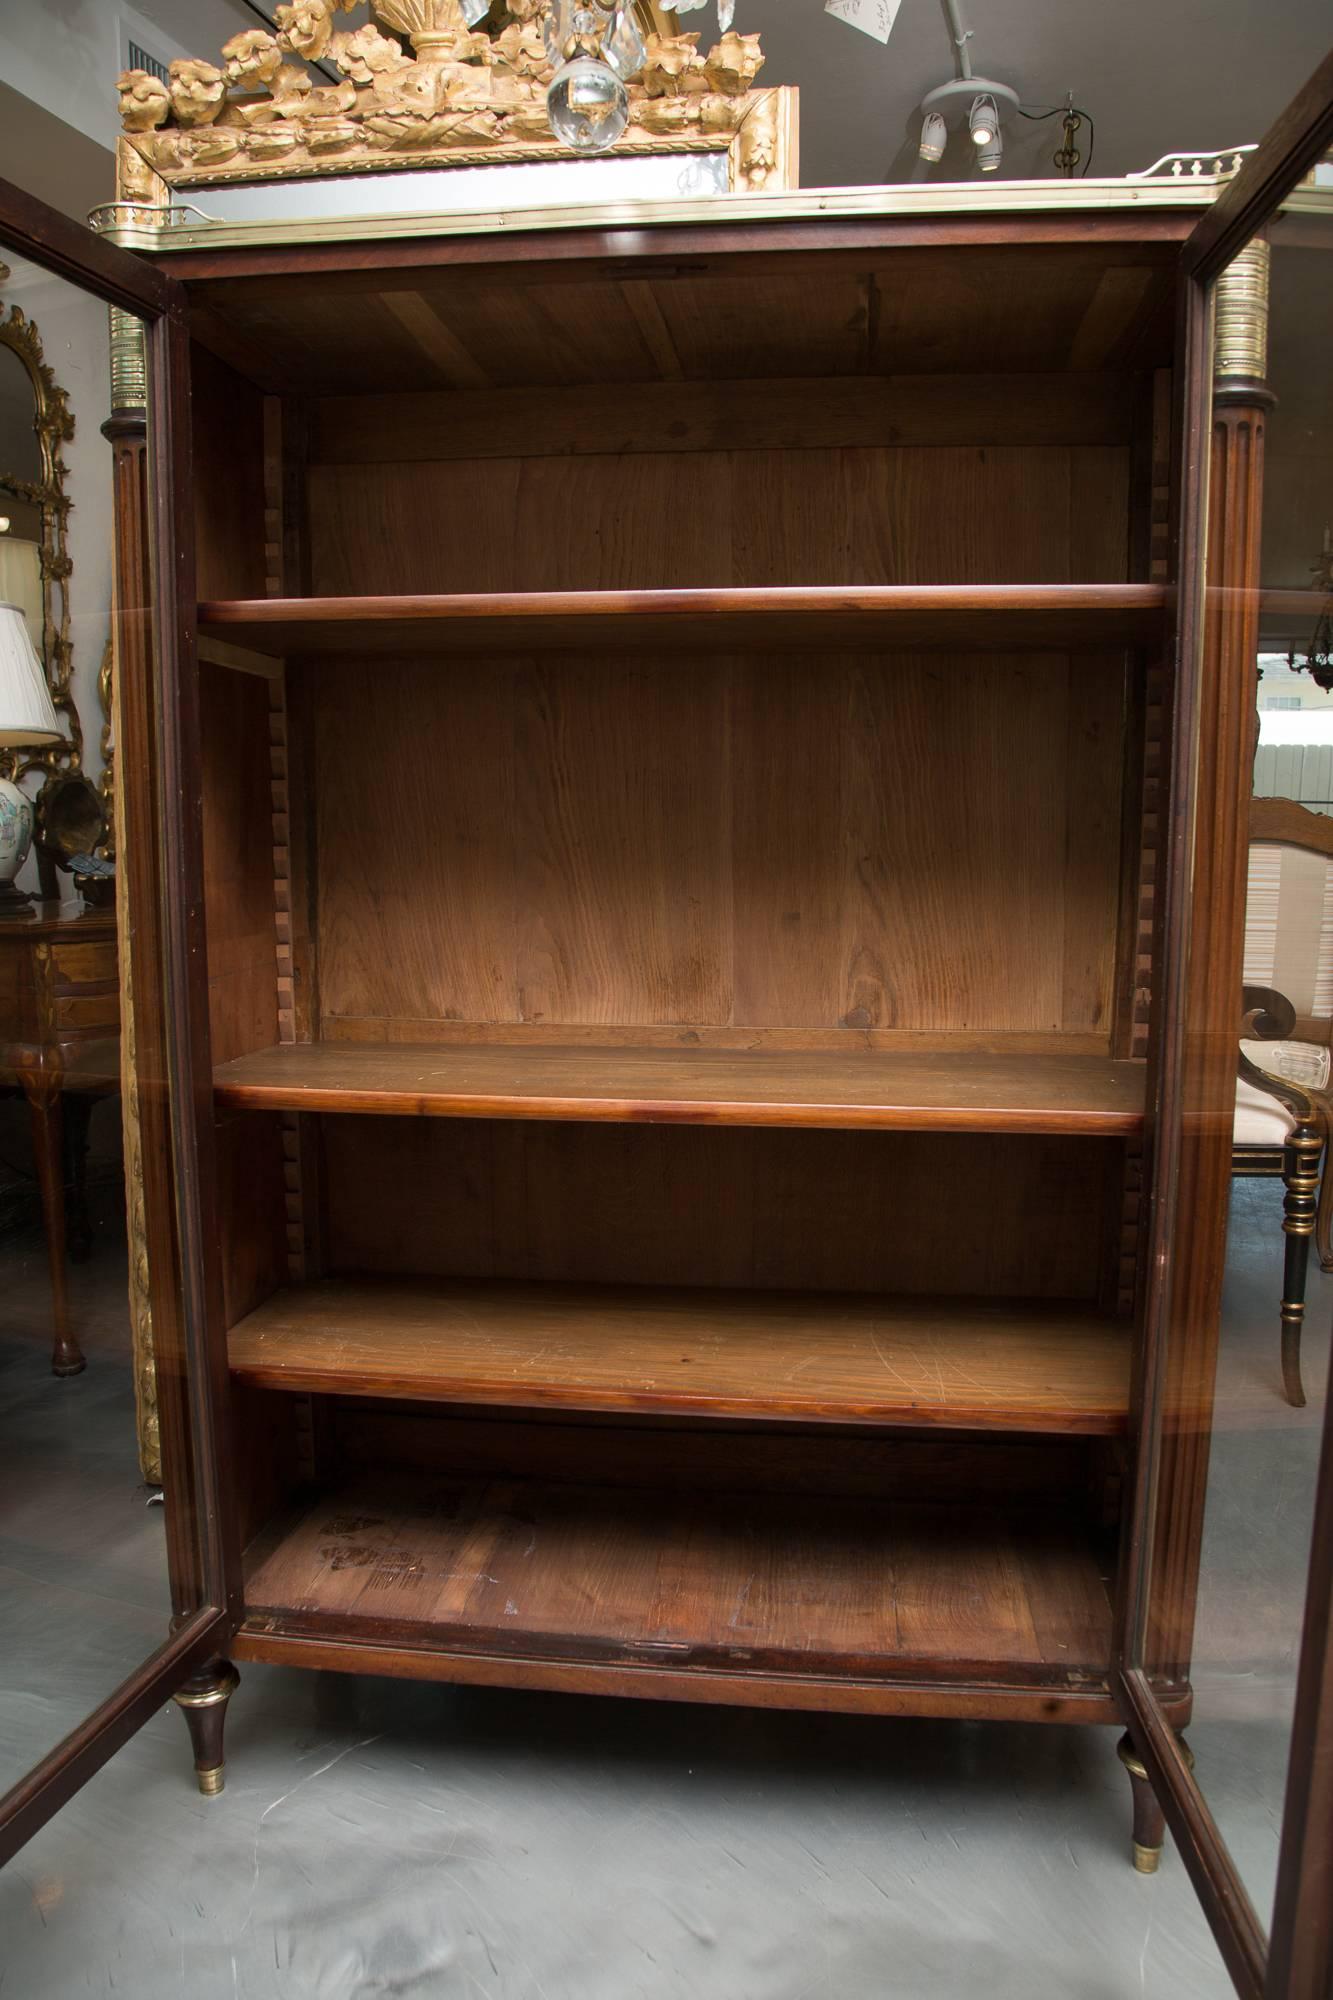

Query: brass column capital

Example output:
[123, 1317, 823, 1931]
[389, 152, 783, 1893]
[1214, 237, 1275, 410]
[104, 306, 148, 435]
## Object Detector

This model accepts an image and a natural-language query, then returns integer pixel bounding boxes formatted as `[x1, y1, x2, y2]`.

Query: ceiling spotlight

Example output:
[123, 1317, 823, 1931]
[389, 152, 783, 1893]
[969, 93, 998, 148]
[917, 7, 1019, 180]
[919, 111, 948, 164]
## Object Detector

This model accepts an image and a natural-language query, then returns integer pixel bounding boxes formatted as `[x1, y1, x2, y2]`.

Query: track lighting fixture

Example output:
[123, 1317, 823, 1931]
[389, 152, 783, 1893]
[919, 111, 948, 163]
[919, 77, 1017, 171]
[969, 93, 998, 147]
[976, 126, 1003, 172]
[916, 0, 1017, 176]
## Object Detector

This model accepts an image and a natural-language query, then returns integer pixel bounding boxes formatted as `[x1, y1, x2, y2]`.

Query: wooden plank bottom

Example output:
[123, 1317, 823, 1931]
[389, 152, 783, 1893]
[242, 1474, 1118, 1709]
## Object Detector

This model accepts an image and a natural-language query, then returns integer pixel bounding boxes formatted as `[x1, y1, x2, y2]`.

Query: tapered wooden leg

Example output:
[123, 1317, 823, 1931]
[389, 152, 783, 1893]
[1117, 1733, 1193, 1873]
[1117, 1735, 1165, 1872]
[23, 1073, 84, 1377]
[1280, 1124, 1321, 1409]
[173, 1660, 240, 1795]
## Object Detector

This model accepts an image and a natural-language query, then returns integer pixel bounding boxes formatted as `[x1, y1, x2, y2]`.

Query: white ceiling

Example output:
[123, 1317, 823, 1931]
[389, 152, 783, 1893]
[7, 0, 1332, 210]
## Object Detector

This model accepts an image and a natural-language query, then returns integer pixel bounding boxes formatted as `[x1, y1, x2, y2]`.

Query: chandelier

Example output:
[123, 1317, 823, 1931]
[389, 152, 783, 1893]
[1287, 529, 1333, 691]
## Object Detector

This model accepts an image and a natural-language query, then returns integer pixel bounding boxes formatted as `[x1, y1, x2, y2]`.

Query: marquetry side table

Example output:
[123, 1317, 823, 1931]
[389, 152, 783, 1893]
[0, 904, 119, 1374]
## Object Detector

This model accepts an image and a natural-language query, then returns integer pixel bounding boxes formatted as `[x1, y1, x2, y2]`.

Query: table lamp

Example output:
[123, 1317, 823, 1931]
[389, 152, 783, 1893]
[0, 534, 43, 650]
[0, 600, 62, 914]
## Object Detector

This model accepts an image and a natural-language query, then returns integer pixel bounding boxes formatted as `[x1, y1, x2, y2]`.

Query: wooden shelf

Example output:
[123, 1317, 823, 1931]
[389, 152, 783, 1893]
[197, 584, 1167, 659]
[212, 1041, 1145, 1135]
[241, 1473, 1115, 1699]
[228, 1277, 1131, 1435]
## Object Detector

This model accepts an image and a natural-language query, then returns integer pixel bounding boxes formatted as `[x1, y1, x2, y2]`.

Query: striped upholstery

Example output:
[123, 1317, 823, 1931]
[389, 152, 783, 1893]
[1238, 839, 1333, 1146]
[1243, 842, 1333, 1015]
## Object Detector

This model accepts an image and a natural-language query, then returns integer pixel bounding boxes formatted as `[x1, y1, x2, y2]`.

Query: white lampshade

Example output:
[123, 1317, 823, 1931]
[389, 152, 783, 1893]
[0, 600, 61, 746]
[0, 538, 42, 650]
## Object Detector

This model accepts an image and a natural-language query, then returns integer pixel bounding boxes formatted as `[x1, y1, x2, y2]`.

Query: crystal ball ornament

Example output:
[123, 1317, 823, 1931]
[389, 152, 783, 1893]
[546, 56, 629, 153]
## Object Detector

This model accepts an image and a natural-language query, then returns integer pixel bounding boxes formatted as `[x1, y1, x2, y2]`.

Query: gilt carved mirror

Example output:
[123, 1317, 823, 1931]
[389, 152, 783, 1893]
[0, 262, 113, 893]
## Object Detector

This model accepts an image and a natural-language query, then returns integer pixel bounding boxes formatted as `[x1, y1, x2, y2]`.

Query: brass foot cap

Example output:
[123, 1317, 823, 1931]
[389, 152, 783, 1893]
[1133, 1843, 1161, 1875]
[196, 1766, 225, 1797]
[52, 1359, 87, 1377]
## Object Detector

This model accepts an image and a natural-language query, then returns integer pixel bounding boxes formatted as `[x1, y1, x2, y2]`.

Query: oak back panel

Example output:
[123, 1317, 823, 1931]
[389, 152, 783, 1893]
[308, 444, 1128, 595]
[200, 662, 279, 1065]
[192, 345, 268, 601]
[319, 1118, 1118, 1302]
[310, 649, 1127, 1040]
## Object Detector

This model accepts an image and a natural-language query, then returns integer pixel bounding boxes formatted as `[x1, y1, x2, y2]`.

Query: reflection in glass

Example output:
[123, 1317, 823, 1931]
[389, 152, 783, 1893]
[0, 251, 171, 1799]
[0, 318, 46, 650]
[1171, 194, 1333, 1928]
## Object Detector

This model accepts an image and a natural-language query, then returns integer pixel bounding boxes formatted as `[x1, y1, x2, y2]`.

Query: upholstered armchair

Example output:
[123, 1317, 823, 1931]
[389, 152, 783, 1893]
[1235, 798, 1333, 1406]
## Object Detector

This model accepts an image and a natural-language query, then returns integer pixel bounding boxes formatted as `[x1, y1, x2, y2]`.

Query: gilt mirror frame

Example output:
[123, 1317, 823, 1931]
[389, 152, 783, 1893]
[0, 263, 116, 872]
[0, 269, 79, 786]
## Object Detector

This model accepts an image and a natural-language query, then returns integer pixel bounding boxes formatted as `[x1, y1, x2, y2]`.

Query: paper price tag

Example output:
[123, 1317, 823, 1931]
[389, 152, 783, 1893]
[824, 0, 902, 42]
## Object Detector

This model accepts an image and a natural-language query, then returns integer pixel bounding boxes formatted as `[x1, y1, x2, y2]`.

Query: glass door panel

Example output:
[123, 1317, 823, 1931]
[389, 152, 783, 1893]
[1147, 190, 1333, 1928]
[1123, 104, 1333, 1999]
[1182, 190, 1333, 1930]
[0, 248, 175, 1793]
[0, 182, 232, 1867]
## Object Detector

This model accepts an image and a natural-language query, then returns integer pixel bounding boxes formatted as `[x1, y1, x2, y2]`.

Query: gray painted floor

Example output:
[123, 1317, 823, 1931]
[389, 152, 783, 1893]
[0, 1178, 1325, 1999]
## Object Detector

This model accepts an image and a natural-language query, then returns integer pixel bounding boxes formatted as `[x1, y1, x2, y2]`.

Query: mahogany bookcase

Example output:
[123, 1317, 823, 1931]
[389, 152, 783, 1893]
[2, 47, 1332, 1997]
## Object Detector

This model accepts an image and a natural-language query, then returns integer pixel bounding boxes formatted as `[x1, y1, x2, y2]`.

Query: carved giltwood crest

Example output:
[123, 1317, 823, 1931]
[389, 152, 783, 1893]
[115, 0, 794, 199]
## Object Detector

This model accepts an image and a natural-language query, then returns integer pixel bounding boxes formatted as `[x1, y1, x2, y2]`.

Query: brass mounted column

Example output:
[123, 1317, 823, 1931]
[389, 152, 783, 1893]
[1210, 243, 1318, 1406]
[1214, 237, 1272, 407]
[106, 305, 149, 435]
[1142, 237, 1275, 1706]
[101, 305, 159, 1486]
[1211, 237, 1274, 804]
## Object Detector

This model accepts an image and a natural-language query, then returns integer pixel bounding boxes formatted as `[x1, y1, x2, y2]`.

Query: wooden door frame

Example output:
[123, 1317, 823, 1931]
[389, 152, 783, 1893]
[0, 181, 235, 1865]
[1182, 48, 1333, 284]
[1115, 46, 1333, 2000]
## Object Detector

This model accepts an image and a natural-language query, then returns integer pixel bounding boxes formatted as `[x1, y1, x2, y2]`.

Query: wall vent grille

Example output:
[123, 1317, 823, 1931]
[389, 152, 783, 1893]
[126, 38, 171, 85]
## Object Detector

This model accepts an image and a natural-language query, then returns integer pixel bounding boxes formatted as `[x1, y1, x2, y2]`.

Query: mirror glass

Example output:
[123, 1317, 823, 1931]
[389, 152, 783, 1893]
[0, 337, 42, 483]
[187, 151, 730, 224]
[0, 331, 44, 654]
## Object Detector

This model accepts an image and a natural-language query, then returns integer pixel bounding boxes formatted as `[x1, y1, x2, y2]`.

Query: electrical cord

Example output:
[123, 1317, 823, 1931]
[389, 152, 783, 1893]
[1018, 102, 1096, 176]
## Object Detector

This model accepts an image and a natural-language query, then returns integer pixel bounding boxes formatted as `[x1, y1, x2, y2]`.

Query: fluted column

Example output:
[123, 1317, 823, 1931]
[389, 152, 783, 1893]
[1145, 237, 1274, 1688]
[101, 306, 160, 1487]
